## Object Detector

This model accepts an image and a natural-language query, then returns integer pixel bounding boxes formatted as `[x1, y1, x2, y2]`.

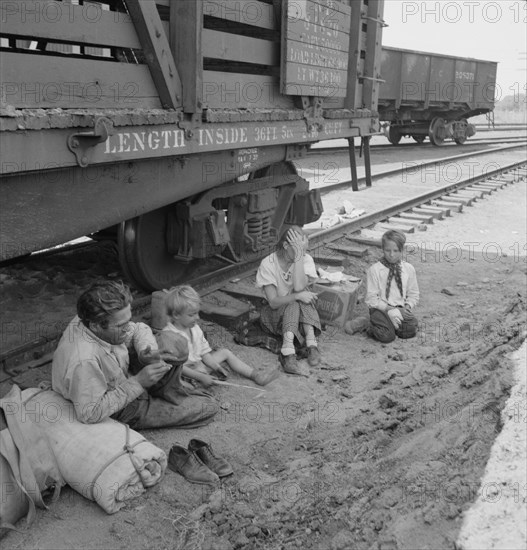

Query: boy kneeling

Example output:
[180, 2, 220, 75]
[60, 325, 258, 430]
[365, 230, 419, 343]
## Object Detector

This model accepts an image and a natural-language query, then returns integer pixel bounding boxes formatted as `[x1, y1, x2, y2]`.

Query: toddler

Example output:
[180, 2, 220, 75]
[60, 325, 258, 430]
[160, 285, 279, 387]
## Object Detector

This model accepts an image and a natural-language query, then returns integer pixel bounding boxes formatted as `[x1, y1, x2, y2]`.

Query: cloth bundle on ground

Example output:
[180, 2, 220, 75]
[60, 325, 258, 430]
[234, 318, 281, 354]
[0, 385, 64, 536]
[18, 388, 168, 514]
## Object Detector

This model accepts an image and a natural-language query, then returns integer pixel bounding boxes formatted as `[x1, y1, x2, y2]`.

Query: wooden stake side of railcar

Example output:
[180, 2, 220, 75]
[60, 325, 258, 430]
[0, 0, 385, 290]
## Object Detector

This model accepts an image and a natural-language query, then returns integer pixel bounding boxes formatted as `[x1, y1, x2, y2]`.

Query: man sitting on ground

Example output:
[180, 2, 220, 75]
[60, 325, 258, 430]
[52, 280, 218, 429]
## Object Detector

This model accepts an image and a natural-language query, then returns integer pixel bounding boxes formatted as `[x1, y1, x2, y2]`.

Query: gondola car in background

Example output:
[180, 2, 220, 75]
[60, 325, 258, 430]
[0, 0, 385, 290]
[378, 46, 498, 145]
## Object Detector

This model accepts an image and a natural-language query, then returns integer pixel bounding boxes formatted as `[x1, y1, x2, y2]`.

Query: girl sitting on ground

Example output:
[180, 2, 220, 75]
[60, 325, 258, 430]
[256, 225, 321, 375]
[365, 229, 419, 343]
[160, 285, 279, 388]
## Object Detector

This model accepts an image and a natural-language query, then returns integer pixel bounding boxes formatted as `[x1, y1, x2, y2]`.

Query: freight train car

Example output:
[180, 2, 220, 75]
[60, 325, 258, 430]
[378, 46, 497, 145]
[0, 0, 384, 290]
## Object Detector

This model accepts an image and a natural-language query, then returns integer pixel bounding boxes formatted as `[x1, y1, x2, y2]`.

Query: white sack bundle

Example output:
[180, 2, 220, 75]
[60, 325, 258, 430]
[22, 388, 167, 514]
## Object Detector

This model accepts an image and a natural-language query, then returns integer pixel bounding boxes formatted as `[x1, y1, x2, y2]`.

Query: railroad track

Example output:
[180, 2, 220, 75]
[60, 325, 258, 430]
[309, 135, 527, 155]
[2, 158, 525, 383]
[308, 142, 527, 193]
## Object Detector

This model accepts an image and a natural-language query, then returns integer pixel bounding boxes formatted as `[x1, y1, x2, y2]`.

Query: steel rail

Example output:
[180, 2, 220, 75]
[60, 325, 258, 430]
[311, 143, 527, 193]
[310, 160, 526, 245]
[0, 238, 98, 268]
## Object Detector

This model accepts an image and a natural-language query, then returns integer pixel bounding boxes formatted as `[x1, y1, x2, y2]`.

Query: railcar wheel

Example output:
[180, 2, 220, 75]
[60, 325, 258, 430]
[412, 135, 426, 144]
[454, 119, 469, 145]
[118, 207, 194, 291]
[428, 117, 446, 146]
[388, 126, 401, 145]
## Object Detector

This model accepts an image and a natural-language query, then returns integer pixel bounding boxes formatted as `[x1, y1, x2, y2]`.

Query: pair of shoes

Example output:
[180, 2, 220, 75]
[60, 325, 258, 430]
[189, 439, 233, 477]
[251, 368, 280, 386]
[168, 439, 233, 484]
[307, 346, 321, 367]
[279, 353, 304, 375]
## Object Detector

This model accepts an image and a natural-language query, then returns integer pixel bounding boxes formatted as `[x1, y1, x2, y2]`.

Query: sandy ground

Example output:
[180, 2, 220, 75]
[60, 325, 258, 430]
[1, 168, 526, 549]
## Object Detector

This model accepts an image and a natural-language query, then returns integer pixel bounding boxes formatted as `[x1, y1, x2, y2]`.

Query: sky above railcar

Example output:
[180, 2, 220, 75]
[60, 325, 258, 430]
[382, 0, 526, 101]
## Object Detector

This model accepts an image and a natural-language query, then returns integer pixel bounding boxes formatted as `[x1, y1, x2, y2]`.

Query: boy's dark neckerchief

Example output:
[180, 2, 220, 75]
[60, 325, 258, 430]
[380, 257, 403, 299]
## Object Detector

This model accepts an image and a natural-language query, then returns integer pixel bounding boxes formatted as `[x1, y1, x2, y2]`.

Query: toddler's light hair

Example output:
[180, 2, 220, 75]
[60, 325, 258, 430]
[166, 285, 201, 317]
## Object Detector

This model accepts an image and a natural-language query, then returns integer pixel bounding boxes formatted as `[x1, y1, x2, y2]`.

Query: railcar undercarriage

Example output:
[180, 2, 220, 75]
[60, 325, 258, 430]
[385, 117, 476, 146]
[117, 161, 322, 290]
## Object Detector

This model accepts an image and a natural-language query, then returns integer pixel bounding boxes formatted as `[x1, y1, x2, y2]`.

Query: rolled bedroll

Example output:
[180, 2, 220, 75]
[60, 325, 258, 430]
[20, 388, 167, 514]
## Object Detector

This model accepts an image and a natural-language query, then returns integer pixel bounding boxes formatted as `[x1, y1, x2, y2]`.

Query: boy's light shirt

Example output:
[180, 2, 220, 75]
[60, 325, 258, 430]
[365, 261, 420, 311]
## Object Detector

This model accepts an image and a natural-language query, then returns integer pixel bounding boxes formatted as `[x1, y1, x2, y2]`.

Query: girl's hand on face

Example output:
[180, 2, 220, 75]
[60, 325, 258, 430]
[286, 230, 308, 261]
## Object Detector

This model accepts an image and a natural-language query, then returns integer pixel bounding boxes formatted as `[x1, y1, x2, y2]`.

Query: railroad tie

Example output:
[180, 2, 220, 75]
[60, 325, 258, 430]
[492, 175, 517, 183]
[313, 252, 347, 266]
[222, 281, 265, 302]
[450, 191, 482, 200]
[416, 206, 451, 218]
[432, 200, 464, 212]
[466, 185, 493, 195]
[471, 183, 500, 191]
[455, 189, 486, 199]
[483, 178, 510, 187]
[397, 212, 434, 224]
[441, 195, 474, 206]
[386, 216, 426, 226]
[327, 242, 369, 258]
[504, 172, 523, 179]
[376, 222, 417, 234]
[347, 233, 383, 248]
[479, 182, 506, 190]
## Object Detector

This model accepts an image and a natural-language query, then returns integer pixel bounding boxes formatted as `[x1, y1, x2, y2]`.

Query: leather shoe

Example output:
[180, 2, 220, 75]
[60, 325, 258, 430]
[279, 353, 304, 375]
[188, 439, 233, 478]
[307, 346, 321, 367]
[168, 444, 219, 485]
